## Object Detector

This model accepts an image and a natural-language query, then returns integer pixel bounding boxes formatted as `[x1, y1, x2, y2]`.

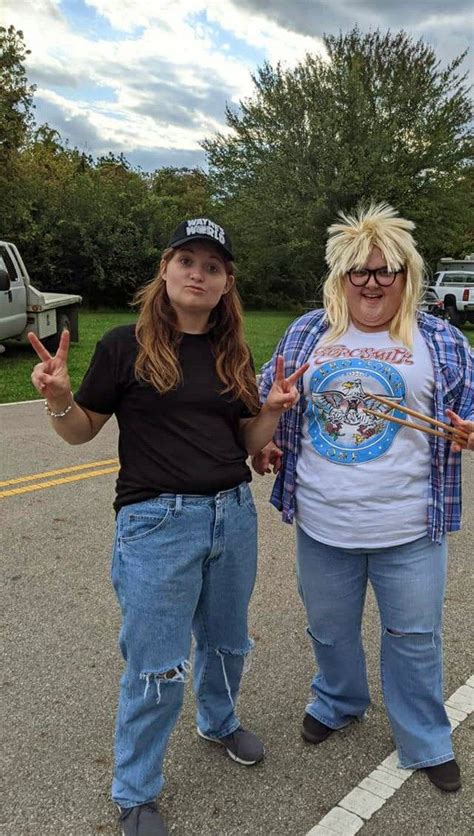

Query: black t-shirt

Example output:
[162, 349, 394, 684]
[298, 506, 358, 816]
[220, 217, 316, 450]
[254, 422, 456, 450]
[75, 325, 253, 512]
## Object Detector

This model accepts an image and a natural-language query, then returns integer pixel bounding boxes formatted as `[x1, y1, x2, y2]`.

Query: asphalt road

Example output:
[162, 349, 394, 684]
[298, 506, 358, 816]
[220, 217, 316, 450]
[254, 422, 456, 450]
[1, 400, 473, 835]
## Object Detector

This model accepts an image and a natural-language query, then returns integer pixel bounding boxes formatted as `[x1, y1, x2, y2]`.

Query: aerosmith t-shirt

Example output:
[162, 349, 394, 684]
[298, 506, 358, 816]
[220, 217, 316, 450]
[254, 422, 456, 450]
[295, 323, 434, 547]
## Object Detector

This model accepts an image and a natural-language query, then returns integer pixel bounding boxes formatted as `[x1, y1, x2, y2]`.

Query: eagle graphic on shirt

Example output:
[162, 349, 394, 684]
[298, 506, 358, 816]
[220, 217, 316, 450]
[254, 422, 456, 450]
[305, 358, 407, 464]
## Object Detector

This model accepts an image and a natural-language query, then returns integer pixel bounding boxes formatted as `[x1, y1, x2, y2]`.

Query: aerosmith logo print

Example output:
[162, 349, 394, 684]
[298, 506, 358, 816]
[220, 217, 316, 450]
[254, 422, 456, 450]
[305, 343, 414, 465]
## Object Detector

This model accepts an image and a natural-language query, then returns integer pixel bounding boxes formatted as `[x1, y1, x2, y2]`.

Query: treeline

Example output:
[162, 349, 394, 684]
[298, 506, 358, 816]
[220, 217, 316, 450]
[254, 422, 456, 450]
[1, 25, 473, 308]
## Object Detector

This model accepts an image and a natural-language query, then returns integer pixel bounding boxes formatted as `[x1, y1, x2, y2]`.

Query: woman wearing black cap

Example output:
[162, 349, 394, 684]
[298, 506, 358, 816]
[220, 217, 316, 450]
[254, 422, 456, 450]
[28, 218, 307, 836]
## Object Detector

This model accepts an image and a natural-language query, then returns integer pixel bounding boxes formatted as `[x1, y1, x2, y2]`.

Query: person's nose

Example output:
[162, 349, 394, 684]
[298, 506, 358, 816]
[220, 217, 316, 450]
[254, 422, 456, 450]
[365, 273, 379, 288]
[190, 265, 205, 282]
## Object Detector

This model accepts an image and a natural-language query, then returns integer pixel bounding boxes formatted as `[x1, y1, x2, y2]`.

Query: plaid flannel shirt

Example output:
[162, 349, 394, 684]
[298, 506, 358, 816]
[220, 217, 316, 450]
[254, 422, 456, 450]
[259, 310, 474, 542]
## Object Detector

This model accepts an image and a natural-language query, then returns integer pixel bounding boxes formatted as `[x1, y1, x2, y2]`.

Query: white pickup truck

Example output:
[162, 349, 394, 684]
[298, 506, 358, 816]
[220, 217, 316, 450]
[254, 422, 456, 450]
[428, 269, 474, 327]
[0, 241, 81, 352]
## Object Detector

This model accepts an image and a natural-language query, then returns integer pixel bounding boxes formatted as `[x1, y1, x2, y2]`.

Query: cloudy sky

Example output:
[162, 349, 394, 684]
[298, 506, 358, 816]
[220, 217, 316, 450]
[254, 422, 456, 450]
[4, 0, 473, 171]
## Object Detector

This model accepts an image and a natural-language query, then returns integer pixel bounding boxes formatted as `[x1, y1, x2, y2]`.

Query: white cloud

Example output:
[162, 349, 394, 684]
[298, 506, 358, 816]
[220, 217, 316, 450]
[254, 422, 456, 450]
[4, 0, 266, 161]
[2, 0, 469, 169]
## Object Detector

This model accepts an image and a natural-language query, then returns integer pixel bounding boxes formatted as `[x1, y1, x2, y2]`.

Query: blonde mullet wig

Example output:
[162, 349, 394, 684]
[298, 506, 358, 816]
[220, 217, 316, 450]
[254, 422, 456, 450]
[323, 202, 425, 347]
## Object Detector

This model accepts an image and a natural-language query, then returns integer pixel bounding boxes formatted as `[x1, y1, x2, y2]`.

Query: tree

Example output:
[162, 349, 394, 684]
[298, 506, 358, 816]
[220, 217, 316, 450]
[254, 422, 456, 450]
[149, 167, 211, 247]
[0, 25, 35, 161]
[203, 29, 473, 305]
[0, 27, 215, 308]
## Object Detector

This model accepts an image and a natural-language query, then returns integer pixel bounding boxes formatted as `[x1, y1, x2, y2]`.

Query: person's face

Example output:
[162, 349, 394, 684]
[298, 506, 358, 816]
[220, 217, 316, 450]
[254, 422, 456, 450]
[162, 242, 233, 321]
[344, 246, 405, 332]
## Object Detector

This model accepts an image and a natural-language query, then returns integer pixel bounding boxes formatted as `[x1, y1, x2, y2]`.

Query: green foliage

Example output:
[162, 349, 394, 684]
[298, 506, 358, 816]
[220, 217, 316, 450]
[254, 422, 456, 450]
[204, 28, 473, 300]
[0, 27, 214, 306]
[149, 167, 211, 248]
[1, 310, 472, 403]
[0, 309, 297, 403]
[1, 25, 472, 310]
[0, 25, 35, 161]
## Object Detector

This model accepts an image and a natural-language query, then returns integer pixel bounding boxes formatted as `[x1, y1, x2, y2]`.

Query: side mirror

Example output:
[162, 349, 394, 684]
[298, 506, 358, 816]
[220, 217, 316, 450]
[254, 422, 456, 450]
[0, 268, 11, 292]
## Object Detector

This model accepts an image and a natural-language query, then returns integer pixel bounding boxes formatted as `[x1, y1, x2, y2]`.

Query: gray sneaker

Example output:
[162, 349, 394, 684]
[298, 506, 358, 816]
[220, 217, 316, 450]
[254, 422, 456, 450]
[197, 726, 264, 765]
[118, 802, 168, 836]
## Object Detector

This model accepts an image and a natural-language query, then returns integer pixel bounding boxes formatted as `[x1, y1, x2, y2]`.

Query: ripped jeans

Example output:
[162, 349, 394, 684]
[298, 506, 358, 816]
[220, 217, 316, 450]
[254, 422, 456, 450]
[296, 526, 453, 769]
[111, 483, 258, 807]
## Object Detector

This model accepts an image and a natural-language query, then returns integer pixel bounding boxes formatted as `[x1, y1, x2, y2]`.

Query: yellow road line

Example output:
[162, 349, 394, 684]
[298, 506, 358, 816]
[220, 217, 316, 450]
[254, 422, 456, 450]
[0, 459, 119, 487]
[0, 467, 119, 498]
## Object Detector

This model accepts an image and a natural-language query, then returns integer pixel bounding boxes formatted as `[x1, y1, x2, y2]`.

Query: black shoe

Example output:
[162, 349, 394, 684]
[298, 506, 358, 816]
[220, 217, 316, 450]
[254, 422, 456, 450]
[424, 759, 461, 792]
[197, 726, 264, 765]
[118, 802, 169, 835]
[302, 713, 335, 744]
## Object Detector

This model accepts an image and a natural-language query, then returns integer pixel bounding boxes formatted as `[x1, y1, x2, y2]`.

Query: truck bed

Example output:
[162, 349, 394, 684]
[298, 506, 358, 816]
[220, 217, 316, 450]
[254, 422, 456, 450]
[26, 290, 82, 312]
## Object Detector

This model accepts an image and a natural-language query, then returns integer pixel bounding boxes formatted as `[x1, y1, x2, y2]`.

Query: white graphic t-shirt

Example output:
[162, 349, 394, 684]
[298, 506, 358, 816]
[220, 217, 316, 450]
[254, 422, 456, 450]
[295, 323, 434, 548]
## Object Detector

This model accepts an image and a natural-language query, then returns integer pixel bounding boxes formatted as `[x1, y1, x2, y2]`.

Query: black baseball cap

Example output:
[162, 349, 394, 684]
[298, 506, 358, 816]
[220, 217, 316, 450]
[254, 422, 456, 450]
[167, 218, 234, 261]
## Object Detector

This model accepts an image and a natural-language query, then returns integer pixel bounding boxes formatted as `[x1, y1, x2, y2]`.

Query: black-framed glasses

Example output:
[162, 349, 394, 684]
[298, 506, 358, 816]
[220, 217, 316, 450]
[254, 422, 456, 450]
[347, 267, 404, 287]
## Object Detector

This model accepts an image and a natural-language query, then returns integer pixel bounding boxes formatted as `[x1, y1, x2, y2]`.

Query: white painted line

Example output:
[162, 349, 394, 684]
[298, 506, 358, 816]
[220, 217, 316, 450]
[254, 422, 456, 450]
[445, 704, 468, 722]
[317, 807, 364, 834]
[379, 751, 413, 777]
[358, 777, 395, 800]
[367, 769, 406, 790]
[446, 685, 474, 713]
[305, 673, 473, 835]
[0, 398, 42, 407]
[339, 788, 385, 819]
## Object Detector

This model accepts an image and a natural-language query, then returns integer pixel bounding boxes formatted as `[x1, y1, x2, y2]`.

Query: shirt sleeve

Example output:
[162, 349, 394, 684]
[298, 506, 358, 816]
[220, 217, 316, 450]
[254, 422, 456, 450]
[258, 334, 286, 404]
[74, 339, 120, 415]
[442, 330, 474, 422]
[458, 339, 474, 422]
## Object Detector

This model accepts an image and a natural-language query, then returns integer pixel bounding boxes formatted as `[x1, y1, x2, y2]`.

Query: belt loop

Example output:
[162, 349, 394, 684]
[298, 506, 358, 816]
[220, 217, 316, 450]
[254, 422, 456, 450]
[238, 483, 245, 504]
[175, 495, 182, 513]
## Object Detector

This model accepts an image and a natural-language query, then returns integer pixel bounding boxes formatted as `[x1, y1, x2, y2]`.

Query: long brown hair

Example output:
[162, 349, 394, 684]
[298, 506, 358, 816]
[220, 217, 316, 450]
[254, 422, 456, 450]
[133, 247, 259, 413]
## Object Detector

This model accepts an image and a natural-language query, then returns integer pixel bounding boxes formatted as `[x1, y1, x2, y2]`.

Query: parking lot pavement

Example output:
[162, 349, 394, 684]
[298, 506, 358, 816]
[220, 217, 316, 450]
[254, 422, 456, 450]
[1, 400, 473, 835]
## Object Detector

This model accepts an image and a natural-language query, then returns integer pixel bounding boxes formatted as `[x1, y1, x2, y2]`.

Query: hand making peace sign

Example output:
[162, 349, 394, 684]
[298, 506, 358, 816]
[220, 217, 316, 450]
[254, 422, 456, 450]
[265, 355, 309, 413]
[28, 329, 72, 404]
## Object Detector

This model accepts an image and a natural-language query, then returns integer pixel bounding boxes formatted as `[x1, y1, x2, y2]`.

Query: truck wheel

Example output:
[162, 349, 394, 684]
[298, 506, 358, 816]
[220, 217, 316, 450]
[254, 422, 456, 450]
[64, 305, 79, 342]
[44, 308, 73, 352]
[445, 305, 461, 327]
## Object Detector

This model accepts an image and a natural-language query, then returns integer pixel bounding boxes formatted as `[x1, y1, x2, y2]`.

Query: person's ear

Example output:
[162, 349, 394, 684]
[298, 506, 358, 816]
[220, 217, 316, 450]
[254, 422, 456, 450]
[223, 273, 235, 294]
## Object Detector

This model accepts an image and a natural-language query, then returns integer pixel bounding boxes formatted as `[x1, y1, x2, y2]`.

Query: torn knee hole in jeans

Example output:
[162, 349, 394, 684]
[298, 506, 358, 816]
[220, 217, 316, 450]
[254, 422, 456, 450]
[384, 627, 436, 646]
[215, 640, 254, 709]
[140, 660, 191, 704]
[306, 626, 334, 647]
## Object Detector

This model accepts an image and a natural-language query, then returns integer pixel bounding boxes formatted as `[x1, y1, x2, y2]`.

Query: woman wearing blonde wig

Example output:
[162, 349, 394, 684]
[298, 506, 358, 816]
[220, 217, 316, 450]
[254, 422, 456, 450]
[255, 203, 473, 792]
[27, 218, 307, 836]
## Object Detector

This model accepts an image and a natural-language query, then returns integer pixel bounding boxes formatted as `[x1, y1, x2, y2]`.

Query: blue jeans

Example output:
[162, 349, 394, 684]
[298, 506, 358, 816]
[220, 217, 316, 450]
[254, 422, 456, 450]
[111, 483, 258, 807]
[296, 526, 453, 769]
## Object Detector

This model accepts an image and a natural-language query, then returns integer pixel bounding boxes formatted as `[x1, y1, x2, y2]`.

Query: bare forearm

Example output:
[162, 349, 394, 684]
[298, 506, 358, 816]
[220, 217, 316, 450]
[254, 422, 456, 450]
[46, 398, 96, 444]
[241, 404, 282, 456]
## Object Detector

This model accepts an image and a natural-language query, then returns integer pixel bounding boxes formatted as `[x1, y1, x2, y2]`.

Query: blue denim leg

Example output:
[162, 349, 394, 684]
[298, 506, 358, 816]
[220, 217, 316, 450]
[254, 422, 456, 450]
[192, 484, 258, 738]
[369, 535, 453, 769]
[296, 525, 371, 728]
[110, 484, 257, 808]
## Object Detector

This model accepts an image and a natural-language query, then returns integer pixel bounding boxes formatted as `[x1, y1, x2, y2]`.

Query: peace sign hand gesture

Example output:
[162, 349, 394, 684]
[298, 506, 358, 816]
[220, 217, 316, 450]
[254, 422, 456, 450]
[265, 355, 309, 413]
[28, 329, 72, 407]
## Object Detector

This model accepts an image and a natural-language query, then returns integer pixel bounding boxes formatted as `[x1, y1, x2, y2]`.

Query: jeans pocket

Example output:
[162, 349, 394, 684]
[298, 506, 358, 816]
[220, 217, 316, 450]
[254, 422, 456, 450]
[121, 508, 171, 543]
[241, 488, 257, 516]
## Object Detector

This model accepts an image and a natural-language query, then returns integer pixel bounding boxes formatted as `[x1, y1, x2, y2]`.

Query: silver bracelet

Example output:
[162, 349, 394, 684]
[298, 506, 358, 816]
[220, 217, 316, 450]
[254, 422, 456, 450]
[44, 397, 74, 418]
